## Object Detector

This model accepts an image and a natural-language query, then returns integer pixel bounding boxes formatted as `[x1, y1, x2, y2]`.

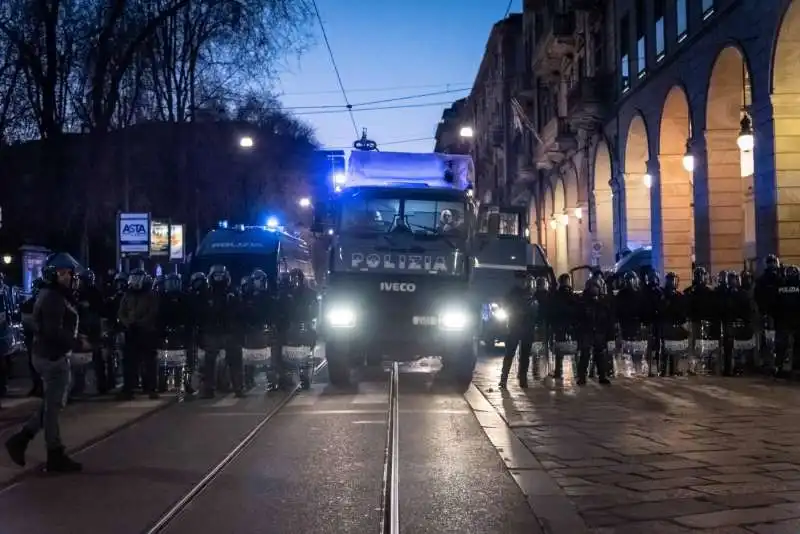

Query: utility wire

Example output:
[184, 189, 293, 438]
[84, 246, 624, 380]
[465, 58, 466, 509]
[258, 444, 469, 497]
[279, 83, 473, 96]
[503, 0, 513, 17]
[279, 88, 470, 110]
[310, 0, 358, 137]
[323, 136, 435, 150]
[292, 101, 455, 116]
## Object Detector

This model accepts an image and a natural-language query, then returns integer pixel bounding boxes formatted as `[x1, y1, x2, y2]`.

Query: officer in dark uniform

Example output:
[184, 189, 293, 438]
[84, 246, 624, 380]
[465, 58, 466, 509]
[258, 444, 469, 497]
[548, 273, 578, 379]
[199, 265, 244, 398]
[776, 265, 800, 378]
[755, 255, 782, 370]
[577, 276, 612, 385]
[660, 272, 688, 376]
[498, 271, 537, 389]
[75, 270, 110, 394]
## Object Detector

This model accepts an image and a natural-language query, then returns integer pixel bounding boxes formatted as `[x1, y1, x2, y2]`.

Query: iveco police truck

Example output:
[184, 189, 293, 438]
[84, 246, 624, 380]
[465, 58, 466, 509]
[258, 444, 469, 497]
[313, 151, 478, 387]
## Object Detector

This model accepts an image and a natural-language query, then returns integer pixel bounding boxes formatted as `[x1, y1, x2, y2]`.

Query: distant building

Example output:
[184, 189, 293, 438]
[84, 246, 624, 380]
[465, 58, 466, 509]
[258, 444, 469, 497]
[434, 99, 470, 154]
[466, 14, 524, 206]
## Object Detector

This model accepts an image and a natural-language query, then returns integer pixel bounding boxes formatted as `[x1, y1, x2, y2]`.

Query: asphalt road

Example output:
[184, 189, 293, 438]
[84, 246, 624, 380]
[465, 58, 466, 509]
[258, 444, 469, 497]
[0, 365, 543, 534]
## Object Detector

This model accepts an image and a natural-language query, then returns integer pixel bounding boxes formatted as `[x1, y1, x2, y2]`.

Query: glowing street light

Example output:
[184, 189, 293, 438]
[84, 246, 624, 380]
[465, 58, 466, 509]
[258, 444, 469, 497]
[1, 254, 11, 265]
[239, 136, 254, 148]
[266, 216, 279, 229]
[560, 213, 569, 226]
[549, 217, 558, 230]
[573, 206, 583, 220]
[298, 197, 311, 208]
[643, 173, 653, 189]
[332, 172, 346, 185]
[736, 114, 754, 152]
[459, 126, 474, 138]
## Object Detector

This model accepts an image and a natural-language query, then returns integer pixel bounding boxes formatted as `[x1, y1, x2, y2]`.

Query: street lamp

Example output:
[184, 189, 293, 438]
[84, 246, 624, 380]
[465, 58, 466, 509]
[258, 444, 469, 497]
[573, 206, 583, 220]
[559, 213, 569, 226]
[643, 173, 653, 189]
[239, 136, 254, 148]
[1, 254, 11, 265]
[682, 142, 695, 172]
[549, 217, 558, 230]
[459, 126, 474, 138]
[736, 114, 754, 152]
[298, 197, 311, 208]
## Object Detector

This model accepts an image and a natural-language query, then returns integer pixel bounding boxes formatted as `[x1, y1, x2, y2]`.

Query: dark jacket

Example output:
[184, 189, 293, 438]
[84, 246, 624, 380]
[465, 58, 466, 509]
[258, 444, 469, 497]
[32, 283, 81, 361]
[118, 290, 160, 335]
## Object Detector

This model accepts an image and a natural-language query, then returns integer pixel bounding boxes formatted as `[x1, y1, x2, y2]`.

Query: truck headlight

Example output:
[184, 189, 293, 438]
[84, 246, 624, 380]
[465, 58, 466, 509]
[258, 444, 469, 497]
[327, 306, 356, 328]
[439, 309, 469, 330]
[492, 308, 508, 321]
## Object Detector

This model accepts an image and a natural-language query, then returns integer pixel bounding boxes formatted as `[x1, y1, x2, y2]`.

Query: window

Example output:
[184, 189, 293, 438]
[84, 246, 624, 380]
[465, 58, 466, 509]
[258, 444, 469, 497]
[620, 14, 630, 92]
[702, 0, 715, 19]
[654, 1, 665, 60]
[636, 0, 646, 77]
[676, 0, 688, 42]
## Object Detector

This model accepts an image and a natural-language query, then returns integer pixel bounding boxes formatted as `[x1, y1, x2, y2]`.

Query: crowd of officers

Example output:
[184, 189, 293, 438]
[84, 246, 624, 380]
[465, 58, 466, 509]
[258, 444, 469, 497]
[499, 254, 795, 389]
[20, 263, 316, 402]
[4, 258, 316, 473]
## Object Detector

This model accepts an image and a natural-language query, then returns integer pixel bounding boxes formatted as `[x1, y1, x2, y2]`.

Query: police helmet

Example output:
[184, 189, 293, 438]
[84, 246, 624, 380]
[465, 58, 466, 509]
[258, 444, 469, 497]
[164, 273, 182, 293]
[692, 266, 709, 286]
[208, 265, 231, 287]
[584, 276, 603, 297]
[557, 273, 571, 289]
[741, 270, 754, 290]
[189, 272, 207, 292]
[113, 272, 129, 291]
[128, 268, 148, 291]
[239, 275, 253, 294]
[765, 254, 780, 271]
[726, 271, 741, 289]
[251, 269, 268, 291]
[643, 269, 659, 288]
[664, 272, 679, 292]
[78, 269, 95, 288]
[786, 265, 800, 282]
[716, 270, 729, 288]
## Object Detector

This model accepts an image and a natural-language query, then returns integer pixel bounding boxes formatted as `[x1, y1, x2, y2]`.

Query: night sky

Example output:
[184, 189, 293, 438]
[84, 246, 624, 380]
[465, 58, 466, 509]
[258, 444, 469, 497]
[277, 0, 522, 153]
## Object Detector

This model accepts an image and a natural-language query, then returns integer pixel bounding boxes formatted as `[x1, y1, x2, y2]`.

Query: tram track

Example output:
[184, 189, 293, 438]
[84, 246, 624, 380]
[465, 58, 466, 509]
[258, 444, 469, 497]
[142, 359, 403, 534]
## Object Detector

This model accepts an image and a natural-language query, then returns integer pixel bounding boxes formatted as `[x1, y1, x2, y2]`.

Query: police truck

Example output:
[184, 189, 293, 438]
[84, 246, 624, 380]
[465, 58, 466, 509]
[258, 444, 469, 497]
[313, 151, 478, 387]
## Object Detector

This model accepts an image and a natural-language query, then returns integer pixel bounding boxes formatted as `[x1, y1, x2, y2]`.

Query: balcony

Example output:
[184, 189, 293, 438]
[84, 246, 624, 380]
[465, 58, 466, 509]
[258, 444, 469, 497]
[532, 12, 577, 77]
[533, 117, 576, 169]
[566, 74, 611, 128]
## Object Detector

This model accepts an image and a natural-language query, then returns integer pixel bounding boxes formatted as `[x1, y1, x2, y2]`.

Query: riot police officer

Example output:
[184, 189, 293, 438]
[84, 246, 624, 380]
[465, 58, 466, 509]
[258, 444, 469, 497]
[499, 271, 537, 389]
[272, 269, 316, 389]
[776, 265, 800, 377]
[660, 272, 688, 375]
[240, 269, 271, 389]
[157, 273, 189, 391]
[185, 272, 208, 396]
[117, 269, 160, 400]
[75, 270, 109, 394]
[549, 273, 578, 379]
[199, 265, 244, 398]
[755, 255, 782, 370]
[578, 277, 612, 385]
[641, 270, 663, 376]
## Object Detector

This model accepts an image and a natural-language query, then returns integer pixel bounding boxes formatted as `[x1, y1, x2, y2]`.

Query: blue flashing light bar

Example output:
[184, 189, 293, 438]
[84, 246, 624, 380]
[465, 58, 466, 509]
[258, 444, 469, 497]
[218, 220, 229, 229]
[339, 151, 475, 193]
[266, 216, 279, 229]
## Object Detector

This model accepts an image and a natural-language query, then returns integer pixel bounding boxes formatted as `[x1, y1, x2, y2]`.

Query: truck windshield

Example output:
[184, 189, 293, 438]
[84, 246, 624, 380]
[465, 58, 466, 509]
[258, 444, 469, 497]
[339, 196, 467, 237]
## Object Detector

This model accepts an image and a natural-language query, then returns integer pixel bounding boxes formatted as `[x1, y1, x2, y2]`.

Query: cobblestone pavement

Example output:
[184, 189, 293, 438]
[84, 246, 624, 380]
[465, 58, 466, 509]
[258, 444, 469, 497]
[473, 356, 800, 533]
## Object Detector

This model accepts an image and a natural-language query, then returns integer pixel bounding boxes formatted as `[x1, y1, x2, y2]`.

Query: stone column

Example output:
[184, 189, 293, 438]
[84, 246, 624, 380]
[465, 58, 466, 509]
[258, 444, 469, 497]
[658, 153, 694, 285]
[770, 93, 800, 265]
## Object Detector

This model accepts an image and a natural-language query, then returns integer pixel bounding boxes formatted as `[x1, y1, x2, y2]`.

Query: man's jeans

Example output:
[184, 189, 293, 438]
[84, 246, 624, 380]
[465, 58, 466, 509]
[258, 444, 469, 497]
[23, 356, 70, 449]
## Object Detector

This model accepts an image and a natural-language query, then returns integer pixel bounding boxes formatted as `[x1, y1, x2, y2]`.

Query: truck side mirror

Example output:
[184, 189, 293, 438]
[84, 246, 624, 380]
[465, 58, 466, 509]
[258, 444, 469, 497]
[311, 201, 326, 233]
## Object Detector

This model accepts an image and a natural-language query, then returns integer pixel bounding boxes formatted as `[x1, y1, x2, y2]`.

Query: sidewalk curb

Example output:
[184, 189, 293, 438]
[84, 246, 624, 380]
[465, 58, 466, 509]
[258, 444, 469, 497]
[0, 396, 177, 491]
[464, 382, 590, 534]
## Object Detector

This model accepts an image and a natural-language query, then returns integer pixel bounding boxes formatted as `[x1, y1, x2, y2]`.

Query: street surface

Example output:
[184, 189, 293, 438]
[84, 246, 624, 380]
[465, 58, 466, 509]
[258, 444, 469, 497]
[0, 351, 799, 532]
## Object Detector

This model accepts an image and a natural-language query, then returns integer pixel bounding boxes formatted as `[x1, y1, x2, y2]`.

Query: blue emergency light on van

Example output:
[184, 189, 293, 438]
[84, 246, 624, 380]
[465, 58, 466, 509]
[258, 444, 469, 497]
[343, 151, 474, 192]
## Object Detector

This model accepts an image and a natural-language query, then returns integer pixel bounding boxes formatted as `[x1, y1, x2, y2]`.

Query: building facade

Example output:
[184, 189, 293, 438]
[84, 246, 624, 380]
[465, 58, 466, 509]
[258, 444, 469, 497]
[463, 14, 524, 204]
[434, 99, 471, 154]
[458, 0, 800, 282]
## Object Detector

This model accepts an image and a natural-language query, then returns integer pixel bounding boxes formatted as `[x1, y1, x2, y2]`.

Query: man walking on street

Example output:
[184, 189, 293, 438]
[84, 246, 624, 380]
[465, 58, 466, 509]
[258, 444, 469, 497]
[4, 255, 85, 473]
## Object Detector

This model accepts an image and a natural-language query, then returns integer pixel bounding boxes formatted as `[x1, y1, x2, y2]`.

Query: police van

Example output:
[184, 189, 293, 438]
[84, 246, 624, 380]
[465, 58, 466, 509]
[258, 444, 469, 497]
[471, 204, 554, 351]
[190, 223, 313, 287]
[312, 151, 478, 386]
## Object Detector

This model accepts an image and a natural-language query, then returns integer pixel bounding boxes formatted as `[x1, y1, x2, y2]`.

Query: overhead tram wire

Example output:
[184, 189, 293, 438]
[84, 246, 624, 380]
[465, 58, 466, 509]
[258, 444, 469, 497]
[291, 101, 457, 116]
[279, 82, 473, 96]
[310, 0, 359, 137]
[322, 136, 436, 150]
[280, 88, 470, 110]
[503, 0, 513, 17]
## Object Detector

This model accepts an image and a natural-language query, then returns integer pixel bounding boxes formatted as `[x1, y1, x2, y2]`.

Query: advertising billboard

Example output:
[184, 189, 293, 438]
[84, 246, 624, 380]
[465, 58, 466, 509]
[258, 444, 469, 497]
[170, 224, 185, 260]
[150, 221, 170, 256]
[119, 213, 150, 255]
